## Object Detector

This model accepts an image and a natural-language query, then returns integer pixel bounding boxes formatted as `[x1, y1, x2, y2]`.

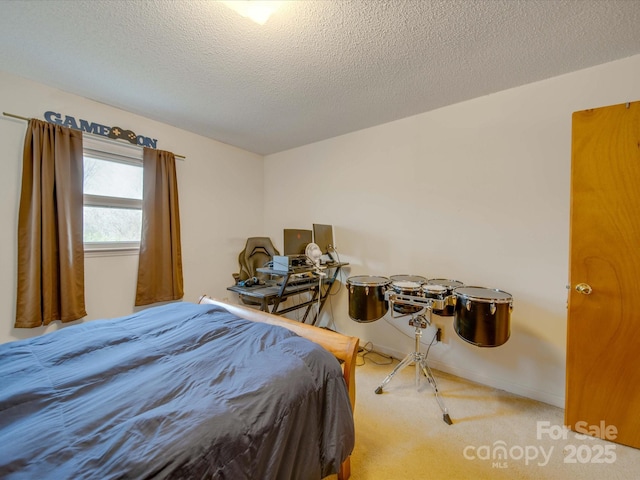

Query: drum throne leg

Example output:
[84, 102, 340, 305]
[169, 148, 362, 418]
[374, 311, 453, 425]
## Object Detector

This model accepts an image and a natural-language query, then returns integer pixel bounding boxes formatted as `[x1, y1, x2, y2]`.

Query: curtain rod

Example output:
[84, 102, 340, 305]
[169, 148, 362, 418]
[2, 111, 186, 159]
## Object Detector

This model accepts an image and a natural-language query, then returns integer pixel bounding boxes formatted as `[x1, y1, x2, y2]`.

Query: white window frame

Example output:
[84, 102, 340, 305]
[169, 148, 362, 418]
[83, 135, 143, 257]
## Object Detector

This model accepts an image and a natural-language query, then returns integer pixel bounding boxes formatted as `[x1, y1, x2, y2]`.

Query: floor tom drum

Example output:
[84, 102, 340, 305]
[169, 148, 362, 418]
[453, 286, 512, 347]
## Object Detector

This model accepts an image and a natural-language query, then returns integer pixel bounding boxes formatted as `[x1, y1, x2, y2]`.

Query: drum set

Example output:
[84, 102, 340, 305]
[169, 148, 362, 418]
[346, 274, 513, 424]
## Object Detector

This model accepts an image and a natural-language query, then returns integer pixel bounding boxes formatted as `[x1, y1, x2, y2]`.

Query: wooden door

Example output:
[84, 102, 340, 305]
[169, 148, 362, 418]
[566, 101, 640, 448]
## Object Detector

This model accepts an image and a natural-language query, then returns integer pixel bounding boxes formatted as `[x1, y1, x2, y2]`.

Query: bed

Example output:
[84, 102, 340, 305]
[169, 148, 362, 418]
[0, 296, 358, 479]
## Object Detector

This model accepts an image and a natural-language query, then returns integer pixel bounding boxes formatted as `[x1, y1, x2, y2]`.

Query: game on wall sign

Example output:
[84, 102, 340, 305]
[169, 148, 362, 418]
[44, 111, 158, 148]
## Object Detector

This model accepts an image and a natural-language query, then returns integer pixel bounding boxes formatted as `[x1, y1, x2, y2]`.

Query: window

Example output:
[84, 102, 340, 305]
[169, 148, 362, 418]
[83, 136, 143, 253]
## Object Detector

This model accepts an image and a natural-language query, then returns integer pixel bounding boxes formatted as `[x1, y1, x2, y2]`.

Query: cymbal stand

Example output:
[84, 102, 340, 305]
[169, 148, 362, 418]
[375, 293, 453, 425]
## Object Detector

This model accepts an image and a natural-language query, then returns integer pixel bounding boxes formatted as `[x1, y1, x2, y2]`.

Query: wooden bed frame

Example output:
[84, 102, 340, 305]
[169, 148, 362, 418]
[198, 296, 359, 480]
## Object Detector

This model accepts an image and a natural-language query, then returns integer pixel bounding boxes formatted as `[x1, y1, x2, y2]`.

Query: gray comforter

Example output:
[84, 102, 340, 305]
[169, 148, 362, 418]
[0, 302, 354, 479]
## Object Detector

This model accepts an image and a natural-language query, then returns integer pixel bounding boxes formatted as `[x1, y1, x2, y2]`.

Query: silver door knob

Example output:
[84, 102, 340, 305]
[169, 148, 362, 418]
[575, 283, 593, 295]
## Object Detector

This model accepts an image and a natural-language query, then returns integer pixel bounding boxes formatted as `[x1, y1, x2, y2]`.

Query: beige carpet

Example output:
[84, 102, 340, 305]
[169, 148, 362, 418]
[343, 351, 639, 480]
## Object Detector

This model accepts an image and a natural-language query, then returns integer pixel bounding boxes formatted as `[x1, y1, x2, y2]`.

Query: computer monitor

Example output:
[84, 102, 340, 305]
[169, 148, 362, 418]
[313, 224, 334, 254]
[283, 229, 312, 256]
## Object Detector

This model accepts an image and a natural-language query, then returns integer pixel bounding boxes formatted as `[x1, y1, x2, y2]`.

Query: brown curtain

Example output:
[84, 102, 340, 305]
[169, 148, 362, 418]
[15, 119, 86, 327]
[135, 148, 184, 306]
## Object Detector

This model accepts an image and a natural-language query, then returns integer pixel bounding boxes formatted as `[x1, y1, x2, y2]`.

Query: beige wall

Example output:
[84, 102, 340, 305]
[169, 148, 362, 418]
[263, 54, 640, 408]
[2, 54, 639, 409]
[0, 71, 264, 344]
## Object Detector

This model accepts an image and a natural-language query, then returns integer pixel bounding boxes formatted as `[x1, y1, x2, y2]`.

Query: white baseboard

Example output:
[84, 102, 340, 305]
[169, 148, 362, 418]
[370, 343, 565, 409]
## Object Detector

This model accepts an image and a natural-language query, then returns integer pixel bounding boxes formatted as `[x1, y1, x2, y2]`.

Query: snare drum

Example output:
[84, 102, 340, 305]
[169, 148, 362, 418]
[390, 278, 425, 314]
[422, 284, 448, 312]
[347, 275, 390, 323]
[425, 279, 464, 316]
[389, 274, 427, 285]
[453, 286, 512, 347]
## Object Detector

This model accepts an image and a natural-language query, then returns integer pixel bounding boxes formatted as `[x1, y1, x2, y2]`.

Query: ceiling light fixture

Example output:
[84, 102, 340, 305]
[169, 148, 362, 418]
[220, 1, 284, 25]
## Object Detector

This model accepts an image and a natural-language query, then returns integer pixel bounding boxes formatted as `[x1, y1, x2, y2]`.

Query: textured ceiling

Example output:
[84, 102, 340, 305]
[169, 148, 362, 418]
[1, 0, 639, 155]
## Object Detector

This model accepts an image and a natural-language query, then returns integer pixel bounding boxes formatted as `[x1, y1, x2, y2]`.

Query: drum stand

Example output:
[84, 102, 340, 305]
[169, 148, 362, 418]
[374, 304, 453, 425]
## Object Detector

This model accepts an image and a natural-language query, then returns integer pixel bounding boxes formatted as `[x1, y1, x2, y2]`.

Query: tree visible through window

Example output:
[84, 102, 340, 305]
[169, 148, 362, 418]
[82, 140, 143, 250]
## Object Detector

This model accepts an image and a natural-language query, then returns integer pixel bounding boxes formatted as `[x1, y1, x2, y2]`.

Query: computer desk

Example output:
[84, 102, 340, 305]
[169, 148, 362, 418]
[226, 262, 348, 326]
